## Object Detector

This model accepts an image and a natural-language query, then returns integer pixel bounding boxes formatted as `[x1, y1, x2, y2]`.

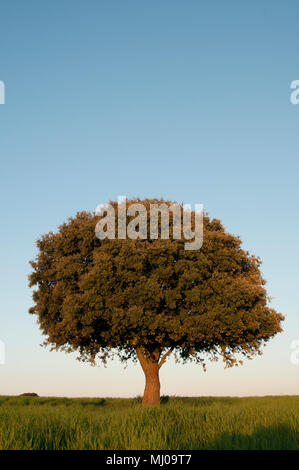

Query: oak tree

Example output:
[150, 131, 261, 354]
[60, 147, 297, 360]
[28, 199, 284, 406]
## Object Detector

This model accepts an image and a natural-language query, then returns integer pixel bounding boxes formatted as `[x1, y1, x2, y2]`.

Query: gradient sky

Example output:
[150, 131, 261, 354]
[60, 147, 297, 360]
[0, 0, 298, 397]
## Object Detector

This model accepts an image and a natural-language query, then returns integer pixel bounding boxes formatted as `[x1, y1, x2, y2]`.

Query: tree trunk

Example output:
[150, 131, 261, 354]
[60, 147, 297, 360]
[142, 362, 160, 406]
[136, 348, 160, 406]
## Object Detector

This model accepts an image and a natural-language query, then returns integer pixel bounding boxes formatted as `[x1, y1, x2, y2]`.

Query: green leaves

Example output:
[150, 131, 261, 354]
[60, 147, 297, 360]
[28, 200, 284, 368]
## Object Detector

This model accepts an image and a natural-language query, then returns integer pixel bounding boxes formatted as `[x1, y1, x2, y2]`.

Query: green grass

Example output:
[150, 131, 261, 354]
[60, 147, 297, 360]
[0, 395, 298, 450]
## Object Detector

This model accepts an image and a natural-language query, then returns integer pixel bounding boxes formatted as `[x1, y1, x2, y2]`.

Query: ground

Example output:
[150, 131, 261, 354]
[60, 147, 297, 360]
[0, 395, 298, 450]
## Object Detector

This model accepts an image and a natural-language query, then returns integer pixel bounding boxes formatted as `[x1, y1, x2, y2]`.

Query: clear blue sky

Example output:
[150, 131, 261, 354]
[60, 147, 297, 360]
[0, 0, 298, 397]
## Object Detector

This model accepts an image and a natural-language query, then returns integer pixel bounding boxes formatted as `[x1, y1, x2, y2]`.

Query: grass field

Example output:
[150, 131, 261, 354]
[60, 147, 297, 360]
[0, 395, 298, 450]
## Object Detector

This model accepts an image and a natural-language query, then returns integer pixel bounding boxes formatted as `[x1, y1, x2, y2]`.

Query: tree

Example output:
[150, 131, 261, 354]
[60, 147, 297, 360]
[28, 199, 284, 406]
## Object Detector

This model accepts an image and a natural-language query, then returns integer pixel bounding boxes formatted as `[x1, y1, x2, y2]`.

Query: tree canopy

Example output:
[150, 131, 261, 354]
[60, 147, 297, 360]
[29, 199, 284, 405]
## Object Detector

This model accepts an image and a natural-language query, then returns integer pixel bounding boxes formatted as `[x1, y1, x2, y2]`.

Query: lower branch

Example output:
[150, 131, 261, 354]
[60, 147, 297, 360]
[158, 348, 173, 369]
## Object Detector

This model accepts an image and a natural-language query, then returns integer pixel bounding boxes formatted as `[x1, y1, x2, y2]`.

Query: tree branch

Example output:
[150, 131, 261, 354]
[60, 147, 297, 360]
[136, 347, 148, 372]
[136, 347, 161, 371]
[158, 348, 173, 369]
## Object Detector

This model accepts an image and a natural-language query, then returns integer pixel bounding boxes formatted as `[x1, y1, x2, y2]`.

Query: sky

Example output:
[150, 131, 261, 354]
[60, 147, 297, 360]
[0, 0, 298, 397]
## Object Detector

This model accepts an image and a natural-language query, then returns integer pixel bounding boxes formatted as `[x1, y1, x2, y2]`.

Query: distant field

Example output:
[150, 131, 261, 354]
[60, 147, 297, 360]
[0, 395, 298, 450]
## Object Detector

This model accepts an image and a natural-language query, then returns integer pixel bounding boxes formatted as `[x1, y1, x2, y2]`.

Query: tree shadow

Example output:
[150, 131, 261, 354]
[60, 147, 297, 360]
[160, 395, 170, 405]
[205, 423, 298, 450]
[165, 396, 242, 407]
[74, 398, 106, 407]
